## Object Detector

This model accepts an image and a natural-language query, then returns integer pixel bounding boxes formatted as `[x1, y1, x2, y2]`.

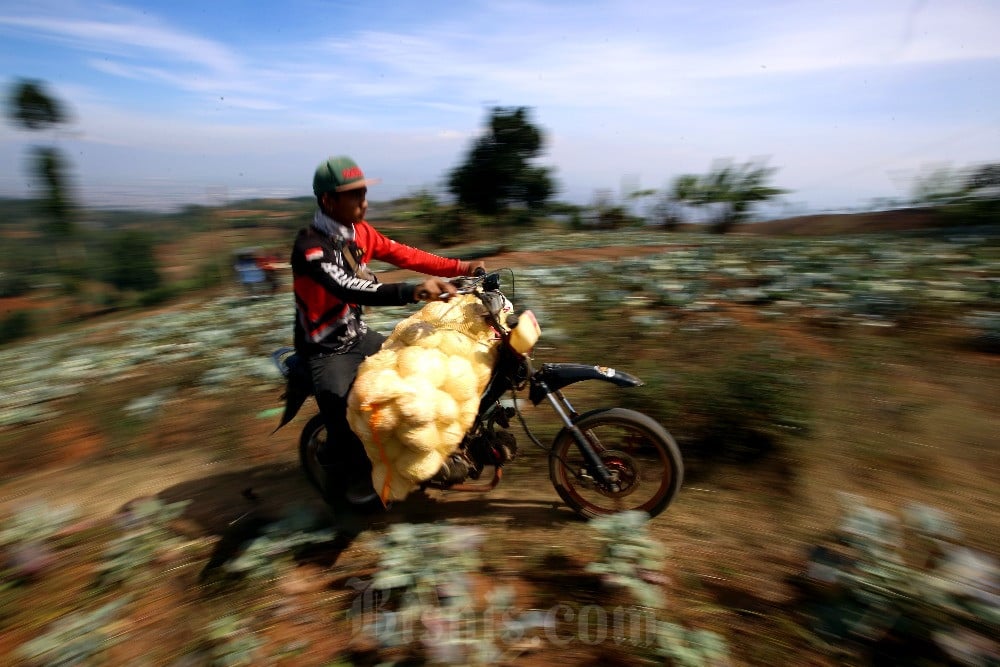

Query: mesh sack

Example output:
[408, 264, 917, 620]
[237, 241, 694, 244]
[347, 294, 503, 504]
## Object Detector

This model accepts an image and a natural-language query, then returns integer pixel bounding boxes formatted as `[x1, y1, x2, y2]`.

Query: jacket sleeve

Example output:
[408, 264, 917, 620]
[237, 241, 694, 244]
[361, 222, 467, 278]
[292, 232, 417, 306]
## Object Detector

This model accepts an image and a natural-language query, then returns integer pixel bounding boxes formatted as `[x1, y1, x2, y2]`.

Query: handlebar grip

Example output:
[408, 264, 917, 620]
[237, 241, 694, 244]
[473, 266, 487, 277]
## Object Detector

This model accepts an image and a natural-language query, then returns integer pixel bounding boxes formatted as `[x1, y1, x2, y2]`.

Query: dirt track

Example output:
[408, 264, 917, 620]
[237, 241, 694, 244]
[1, 242, 685, 524]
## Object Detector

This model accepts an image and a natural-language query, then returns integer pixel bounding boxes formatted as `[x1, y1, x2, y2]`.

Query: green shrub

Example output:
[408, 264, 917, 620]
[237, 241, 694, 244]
[133, 283, 181, 308]
[353, 522, 550, 665]
[16, 598, 131, 666]
[101, 229, 162, 292]
[800, 494, 999, 665]
[222, 505, 337, 580]
[426, 205, 474, 247]
[204, 615, 265, 666]
[620, 341, 814, 465]
[0, 309, 33, 345]
[586, 511, 731, 666]
[200, 259, 229, 289]
[586, 511, 667, 607]
[0, 269, 33, 297]
[0, 240, 39, 297]
[95, 497, 191, 589]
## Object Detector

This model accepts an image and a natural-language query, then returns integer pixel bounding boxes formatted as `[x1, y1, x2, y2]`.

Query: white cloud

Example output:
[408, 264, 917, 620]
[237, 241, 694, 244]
[0, 10, 241, 73]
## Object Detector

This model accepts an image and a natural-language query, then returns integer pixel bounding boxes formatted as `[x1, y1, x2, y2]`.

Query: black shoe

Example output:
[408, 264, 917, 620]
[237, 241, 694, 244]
[344, 479, 379, 506]
[431, 454, 471, 486]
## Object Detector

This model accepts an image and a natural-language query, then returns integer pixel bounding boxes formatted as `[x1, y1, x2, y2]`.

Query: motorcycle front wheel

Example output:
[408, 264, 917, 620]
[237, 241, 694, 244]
[298, 414, 328, 494]
[549, 407, 683, 519]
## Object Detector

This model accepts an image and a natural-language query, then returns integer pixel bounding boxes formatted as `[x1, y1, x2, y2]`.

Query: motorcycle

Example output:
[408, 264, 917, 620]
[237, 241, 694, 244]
[272, 270, 683, 519]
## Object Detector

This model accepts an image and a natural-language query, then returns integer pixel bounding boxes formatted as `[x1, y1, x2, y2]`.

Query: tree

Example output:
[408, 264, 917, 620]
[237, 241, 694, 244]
[905, 162, 999, 226]
[102, 230, 162, 293]
[7, 79, 67, 130]
[5, 79, 77, 239]
[401, 190, 471, 247]
[448, 107, 555, 220]
[909, 165, 963, 206]
[655, 174, 701, 230]
[955, 163, 1000, 224]
[964, 163, 1000, 197]
[590, 188, 640, 229]
[666, 160, 787, 233]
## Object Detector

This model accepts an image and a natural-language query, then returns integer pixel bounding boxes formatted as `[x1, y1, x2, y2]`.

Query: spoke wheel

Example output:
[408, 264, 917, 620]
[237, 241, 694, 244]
[549, 408, 683, 519]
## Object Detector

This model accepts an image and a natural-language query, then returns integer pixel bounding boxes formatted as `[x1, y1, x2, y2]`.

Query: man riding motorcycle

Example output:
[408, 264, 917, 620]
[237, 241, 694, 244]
[290, 155, 484, 508]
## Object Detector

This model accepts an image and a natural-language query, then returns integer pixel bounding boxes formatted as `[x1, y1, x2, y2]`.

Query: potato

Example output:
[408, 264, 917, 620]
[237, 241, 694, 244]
[419, 299, 465, 324]
[396, 346, 447, 387]
[351, 367, 404, 406]
[392, 320, 435, 346]
[397, 448, 444, 483]
[368, 402, 402, 434]
[438, 419, 467, 451]
[435, 329, 475, 357]
[434, 389, 460, 424]
[394, 376, 438, 425]
[371, 462, 416, 502]
[397, 421, 441, 453]
[348, 294, 505, 499]
[443, 356, 479, 403]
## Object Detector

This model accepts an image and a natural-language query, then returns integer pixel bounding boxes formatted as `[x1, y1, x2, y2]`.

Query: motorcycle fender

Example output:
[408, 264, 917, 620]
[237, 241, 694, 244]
[272, 356, 315, 433]
[273, 385, 310, 433]
[528, 363, 643, 405]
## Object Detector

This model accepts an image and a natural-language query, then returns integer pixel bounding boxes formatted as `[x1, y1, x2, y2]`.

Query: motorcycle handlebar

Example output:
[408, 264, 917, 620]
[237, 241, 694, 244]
[448, 269, 502, 296]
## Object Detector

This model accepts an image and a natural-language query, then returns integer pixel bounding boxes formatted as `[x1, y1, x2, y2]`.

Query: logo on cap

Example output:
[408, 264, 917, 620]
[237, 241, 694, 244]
[341, 166, 364, 181]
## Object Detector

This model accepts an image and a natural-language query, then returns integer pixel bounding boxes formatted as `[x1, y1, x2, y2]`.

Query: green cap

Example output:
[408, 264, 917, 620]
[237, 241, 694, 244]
[312, 155, 380, 196]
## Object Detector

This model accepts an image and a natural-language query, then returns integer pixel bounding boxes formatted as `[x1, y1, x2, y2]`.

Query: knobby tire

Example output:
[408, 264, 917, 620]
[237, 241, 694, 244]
[548, 407, 683, 519]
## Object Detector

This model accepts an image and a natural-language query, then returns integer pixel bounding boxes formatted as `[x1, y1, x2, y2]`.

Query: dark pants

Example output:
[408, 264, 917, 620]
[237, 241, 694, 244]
[307, 330, 386, 488]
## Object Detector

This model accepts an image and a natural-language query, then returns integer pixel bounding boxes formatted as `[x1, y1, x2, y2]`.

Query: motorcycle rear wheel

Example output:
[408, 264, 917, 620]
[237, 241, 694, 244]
[299, 414, 328, 494]
[548, 408, 683, 519]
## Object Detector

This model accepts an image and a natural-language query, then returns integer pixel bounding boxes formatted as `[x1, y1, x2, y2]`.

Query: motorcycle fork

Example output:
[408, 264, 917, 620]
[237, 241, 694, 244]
[534, 377, 614, 487]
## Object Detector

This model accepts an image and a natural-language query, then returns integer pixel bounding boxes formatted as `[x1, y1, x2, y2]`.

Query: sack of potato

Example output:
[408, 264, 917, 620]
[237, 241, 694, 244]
[347, 294, 510, 504]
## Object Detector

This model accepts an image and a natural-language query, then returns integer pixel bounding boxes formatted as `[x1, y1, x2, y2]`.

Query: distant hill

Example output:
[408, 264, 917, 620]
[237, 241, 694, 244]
[1, 196, 993, 243]
[741, 207, 993, 237]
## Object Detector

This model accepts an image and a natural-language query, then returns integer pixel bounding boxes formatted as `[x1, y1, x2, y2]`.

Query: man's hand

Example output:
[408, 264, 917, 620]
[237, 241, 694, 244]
[458, 260, 486, 276]
[414, 277, 458, 302]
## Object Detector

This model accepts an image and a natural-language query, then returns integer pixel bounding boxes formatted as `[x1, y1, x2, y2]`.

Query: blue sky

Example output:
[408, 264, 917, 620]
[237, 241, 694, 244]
[1, 0, 998, 213]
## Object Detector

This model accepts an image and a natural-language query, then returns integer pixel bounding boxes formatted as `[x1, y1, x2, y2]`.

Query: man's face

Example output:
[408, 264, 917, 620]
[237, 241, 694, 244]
[324, 187, 368, 225]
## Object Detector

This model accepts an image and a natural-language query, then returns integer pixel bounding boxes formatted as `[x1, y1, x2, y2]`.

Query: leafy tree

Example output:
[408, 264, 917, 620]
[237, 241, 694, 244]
[666, 159, 786, 233]
[448, 107, 555, 220]
[34, 146, 74, 236]
[964, 163, 1000, 197]
[910, 162, 1000, 225]
[102, 230, 162, 293]
[654, 174, 701, 230]
[953, 162, 1000, 225]
[591, 189, 637, 229]
[0, 241, 38, 297]
[0, 310, 33, 346]
[909, 166, 963, 206]
[5, 79, 78, 252]
[410, 190, 472, 247]
[7, 79, 67, 130]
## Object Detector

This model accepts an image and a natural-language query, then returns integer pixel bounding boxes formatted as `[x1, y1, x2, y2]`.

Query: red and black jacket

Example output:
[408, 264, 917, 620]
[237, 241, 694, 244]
[291, 212, 466, 356]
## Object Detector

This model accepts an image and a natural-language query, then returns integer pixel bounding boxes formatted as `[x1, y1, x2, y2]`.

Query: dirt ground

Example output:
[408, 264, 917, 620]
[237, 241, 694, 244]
[2, 232, 996, 666]
[0, 242, 704, 665]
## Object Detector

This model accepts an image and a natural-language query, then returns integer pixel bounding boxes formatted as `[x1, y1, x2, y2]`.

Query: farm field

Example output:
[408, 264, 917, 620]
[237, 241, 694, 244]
[1, 224, 997, 665]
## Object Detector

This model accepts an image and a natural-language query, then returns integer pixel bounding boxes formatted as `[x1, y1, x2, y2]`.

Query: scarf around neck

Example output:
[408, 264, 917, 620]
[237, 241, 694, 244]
[312, 209, 355, 241]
